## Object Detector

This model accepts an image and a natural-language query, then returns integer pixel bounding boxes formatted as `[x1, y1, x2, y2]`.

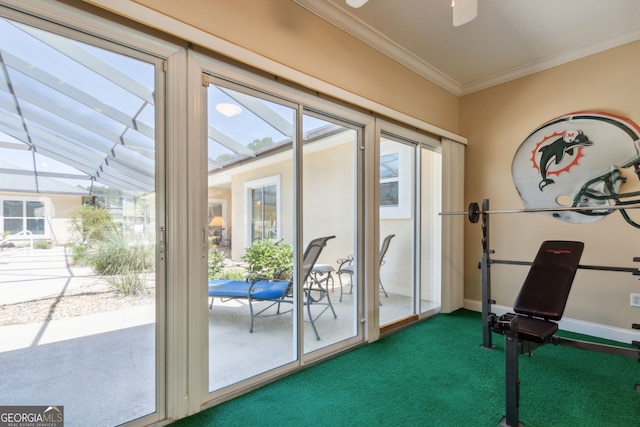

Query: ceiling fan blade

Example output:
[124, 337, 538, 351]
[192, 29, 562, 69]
[452, 0, 477, 27]
[346, 0, 369, 8]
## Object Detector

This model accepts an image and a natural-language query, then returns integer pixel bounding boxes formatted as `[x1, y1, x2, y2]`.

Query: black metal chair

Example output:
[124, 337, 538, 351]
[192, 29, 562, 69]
[301, 235, 337, 340]
[336, 234, 395, 302]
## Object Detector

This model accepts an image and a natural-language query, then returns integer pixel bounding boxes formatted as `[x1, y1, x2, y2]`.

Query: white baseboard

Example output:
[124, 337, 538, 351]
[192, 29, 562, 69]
[464, 299, 640, 345]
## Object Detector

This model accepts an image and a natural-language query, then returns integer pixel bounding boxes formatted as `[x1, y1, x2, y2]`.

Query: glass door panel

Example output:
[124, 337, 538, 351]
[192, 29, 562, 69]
[0, 16, 159, 426]
[379, 137, 416, 325]
[420, 147, 442, 314]
[301, 113, 359, 352]
[206, 81, 296, 391]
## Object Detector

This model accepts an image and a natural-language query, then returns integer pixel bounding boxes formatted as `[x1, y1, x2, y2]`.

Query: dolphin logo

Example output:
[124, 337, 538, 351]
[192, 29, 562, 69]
[537, 130, 592, 190]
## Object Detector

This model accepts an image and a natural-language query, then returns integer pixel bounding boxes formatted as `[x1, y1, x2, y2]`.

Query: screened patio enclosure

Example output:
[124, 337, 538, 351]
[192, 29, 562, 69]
[0, 16, 160, 244]
[0, 18, 154, 196]
[0, 14, 161, 427]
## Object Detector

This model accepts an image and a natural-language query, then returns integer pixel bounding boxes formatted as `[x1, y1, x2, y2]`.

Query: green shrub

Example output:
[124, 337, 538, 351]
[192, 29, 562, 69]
[34, 240, 51, 249]
[209, 267, 245, 281]
[242, 239, 293, 280]
[208, 249, 226, 280]
[68, 204, 115, 245]
[72, 244, 89, 265]
[84, 228, 153, 294]
[104, 270, 148, 295]
[219, 268, 245, 281]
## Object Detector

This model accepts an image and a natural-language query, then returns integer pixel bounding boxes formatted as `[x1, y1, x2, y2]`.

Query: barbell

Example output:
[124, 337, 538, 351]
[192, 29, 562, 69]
[440, 201, 640, 223]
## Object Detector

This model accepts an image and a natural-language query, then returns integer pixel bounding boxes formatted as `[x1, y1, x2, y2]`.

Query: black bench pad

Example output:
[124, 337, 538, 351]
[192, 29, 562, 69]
[496, 241, 584, 344]
[514, 241, 584, 321]
[514, 316, 559, 344]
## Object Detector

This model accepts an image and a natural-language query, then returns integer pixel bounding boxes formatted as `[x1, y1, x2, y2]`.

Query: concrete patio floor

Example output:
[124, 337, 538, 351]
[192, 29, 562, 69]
[0, 246, 156, 427]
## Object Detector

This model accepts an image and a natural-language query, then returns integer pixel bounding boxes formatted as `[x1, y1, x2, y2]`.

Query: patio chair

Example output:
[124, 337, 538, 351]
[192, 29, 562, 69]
[208, 235, 336, 340]
[336, 234, 395, 303]
[301, 235, 338, 340]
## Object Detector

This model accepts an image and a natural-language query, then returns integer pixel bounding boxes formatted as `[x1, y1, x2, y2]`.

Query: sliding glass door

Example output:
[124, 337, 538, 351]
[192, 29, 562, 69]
[378, 126, 442, 328]
[420, 146, 442, 314]
[378, 136, 416, 325]
[206, 78, 296, 391]
[0, 13, 162, 426]
[301, 111, 360, 353]
[203, 73, 366, 390]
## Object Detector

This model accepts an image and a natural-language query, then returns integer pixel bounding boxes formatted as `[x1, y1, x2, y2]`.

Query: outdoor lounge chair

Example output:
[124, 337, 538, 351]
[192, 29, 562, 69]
[301, 236, 338, 340]
[336, 234, 395, 302]
[208, 235, 336, 340]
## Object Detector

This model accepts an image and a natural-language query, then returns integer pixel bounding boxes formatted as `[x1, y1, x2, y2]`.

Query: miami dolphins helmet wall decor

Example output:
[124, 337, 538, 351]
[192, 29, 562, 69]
[511, 111, 640, 228]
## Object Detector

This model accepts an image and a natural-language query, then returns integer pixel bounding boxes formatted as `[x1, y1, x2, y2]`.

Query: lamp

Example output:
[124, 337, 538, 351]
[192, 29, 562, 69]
[209, 216, 226, 246]
[209, 216, 225, 228]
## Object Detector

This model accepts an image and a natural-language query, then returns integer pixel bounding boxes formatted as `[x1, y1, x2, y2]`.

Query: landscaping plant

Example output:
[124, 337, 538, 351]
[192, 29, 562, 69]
[242, 239, 293, 280]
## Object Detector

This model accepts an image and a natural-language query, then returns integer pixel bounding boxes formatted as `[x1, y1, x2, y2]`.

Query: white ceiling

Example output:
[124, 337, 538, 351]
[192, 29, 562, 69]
[294, 0, 640, 96]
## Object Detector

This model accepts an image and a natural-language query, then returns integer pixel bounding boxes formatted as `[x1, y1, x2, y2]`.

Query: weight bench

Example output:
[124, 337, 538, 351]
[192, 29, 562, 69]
[490, 240, 640, 427]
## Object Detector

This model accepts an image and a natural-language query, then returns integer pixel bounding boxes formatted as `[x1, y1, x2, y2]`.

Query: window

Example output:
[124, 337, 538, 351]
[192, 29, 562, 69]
[380, 138, 413, 219]
[380, 153, 399, 207]
[2, 199, 47, 236]
[245, 176, 280, 243]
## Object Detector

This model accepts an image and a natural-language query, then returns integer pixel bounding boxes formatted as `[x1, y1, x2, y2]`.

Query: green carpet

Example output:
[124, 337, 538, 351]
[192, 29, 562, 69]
[173, 310, 640, 426]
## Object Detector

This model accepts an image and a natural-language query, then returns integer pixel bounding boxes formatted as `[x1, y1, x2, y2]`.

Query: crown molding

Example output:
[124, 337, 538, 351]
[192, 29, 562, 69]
[459, 26, 640, 96]
[295, 0, 640, 97]
[293, 0, 463, 95]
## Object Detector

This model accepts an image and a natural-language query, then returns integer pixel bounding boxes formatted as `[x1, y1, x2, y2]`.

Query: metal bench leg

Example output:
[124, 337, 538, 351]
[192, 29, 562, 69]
[501, 330, 523, 427]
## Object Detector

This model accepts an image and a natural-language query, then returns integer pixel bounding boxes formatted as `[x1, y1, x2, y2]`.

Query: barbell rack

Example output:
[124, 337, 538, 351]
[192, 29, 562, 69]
[445, 199, 640, 349]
